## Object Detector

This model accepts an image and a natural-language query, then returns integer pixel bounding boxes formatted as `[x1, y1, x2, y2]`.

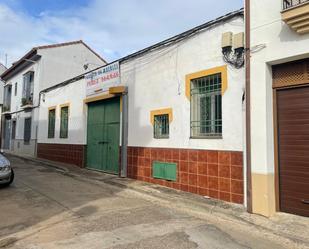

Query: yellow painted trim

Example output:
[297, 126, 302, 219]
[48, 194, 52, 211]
[59, 103, 70, 117]
[83, 93, 116, 104]
[251, 173, 276, 217]
[109, 86, 126, 94]
[59, 103, 70, 108]
[150, 108, 173, 125]
[185, 65, 228, 100]
[48, 106, 57, 111]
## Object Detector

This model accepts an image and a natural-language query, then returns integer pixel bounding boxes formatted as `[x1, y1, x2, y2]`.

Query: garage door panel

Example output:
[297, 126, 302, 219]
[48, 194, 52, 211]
[280, 148, 309, 155]
[279, 154, 309, 163]
[280, 190, 309, 201]
[281, 196, 309, 208]
[281, 200, 309, 216]
[281, 207, 309, 217]
[278, 107, 309, 114]
[277, 86, 309, 217]
[280, 160, 309, 169]
[279, 104, 309, 112]
[280, 170, 309, 179]
[278, 90, 309, 99]
[280, 138, 309, 146]
[280, 180, 309, 192]
[279, 119, 309, 126]
[280, 134, 309, 141]
[279, 128, 309, 136]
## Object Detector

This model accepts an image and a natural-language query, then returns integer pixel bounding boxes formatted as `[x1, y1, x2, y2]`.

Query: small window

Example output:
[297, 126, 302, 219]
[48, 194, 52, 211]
[154, 114, 169, 139]
[190, 73, 222, 138]
[48, 109, 56, 138]
[14, 83, 17, 96]
[24, 117, 31, 144]
[12, 120, 16, 139]
[60, 106, 69, 138]
[22, 71, 34, 106]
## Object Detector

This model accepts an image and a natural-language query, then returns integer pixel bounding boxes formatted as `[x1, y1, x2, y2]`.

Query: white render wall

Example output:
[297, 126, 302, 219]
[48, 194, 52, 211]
[250, 0, 309, 174]
[37, 43, 104, 91]
[5, 43, 105, 155]
[122, 16, 245, 151]
[38, 78, 87, 144]
[38, 16, 245, 153]
[0, 64, 6, 104]
[7, 63, 41, 142]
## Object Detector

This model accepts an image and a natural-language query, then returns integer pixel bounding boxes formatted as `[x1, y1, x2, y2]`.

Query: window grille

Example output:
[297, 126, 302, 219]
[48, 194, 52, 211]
[48, 109, 56, 138]
[190, 73, 222, 138]
[60, 106, 69, 138]
[154, 114, 169, 139]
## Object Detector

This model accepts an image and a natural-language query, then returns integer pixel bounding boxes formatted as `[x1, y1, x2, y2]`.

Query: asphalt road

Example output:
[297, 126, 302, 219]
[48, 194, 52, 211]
[0, 155, 298, 249]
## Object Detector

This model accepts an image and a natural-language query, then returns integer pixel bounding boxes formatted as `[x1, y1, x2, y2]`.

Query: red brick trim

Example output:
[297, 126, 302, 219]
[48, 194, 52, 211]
[127, 147, 244, 204]
[37, 143, 85, 167]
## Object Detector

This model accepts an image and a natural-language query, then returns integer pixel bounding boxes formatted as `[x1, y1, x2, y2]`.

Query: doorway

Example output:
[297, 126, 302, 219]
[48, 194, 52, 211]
[86, 97, 120, 174]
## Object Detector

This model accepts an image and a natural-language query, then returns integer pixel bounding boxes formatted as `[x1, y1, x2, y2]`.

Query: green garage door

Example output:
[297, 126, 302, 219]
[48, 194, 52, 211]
[87, 97, 120, 174]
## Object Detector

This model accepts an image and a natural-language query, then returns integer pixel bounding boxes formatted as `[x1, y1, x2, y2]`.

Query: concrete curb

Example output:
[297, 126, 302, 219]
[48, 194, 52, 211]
[5, 153, 69, 173]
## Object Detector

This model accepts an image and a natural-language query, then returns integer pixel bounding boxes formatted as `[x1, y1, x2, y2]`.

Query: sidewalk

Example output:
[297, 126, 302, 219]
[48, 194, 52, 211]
[7, 153, 309, 248]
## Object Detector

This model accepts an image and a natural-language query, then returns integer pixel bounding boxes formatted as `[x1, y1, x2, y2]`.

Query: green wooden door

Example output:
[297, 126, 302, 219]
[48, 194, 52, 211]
[87, 97, 120, 174]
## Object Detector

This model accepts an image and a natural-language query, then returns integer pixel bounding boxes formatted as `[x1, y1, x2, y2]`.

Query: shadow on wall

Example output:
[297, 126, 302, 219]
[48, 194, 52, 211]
[279, 22, 309, 43]
[123, 62, 154, 149]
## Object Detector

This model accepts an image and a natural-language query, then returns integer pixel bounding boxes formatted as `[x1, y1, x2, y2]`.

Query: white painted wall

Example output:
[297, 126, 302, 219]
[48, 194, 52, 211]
[122, 16, 245, 151]
[4, 42, 106, 155]
[38, 78, 87, 144]
[37, 43, 104, 91]
[0, 64, 6, 104]
[38, 16, 245, 153]
[250, 0, 309, 174]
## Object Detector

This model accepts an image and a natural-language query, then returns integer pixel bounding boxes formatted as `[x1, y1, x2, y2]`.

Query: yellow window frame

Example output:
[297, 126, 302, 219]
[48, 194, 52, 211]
[185, 65, 228, 100]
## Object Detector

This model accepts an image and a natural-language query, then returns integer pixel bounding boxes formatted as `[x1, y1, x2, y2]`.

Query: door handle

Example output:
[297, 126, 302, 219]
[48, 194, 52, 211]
[301, 199, 309, 205]
[98, 141, 108, 144]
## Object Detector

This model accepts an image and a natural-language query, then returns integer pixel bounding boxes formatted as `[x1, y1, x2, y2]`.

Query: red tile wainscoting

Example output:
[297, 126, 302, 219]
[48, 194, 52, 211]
[127, 147, 244, 204]
[37, 143, 85, 167]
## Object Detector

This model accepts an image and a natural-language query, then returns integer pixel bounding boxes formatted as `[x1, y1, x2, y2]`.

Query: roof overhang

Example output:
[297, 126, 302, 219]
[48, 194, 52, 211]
[0, 49, 41, 81]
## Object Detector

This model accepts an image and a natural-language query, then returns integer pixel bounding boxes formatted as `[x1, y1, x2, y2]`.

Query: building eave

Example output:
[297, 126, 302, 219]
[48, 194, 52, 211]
[1, 40, 107, 81]
[0, 49, 40, 81]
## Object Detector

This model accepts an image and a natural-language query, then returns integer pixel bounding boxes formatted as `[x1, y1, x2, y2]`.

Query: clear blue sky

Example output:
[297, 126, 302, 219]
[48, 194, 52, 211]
[0, 0, 243, 65]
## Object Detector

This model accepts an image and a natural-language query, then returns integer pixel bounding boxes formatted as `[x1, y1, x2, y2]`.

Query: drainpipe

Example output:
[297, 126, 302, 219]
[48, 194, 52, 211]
[245, 0, 252, 213]
[121, 87, 128, 177]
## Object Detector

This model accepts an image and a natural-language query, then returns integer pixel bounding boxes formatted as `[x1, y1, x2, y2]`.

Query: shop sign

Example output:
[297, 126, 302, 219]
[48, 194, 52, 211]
[85, 61, 120, 96]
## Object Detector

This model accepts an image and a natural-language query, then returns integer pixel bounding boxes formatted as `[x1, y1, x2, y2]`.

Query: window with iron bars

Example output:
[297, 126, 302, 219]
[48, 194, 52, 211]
[154, 114, 169, 139]
[190, 73, 222, 138]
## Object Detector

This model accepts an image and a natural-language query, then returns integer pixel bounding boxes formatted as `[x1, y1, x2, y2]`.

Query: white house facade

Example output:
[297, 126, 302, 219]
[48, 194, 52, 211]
[0, 63, 6, 106]
[1, 41, 106, 157]
[248, 0, 309, 217]
[0, 63, 6, 140]
[37, 10, 246, 205]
